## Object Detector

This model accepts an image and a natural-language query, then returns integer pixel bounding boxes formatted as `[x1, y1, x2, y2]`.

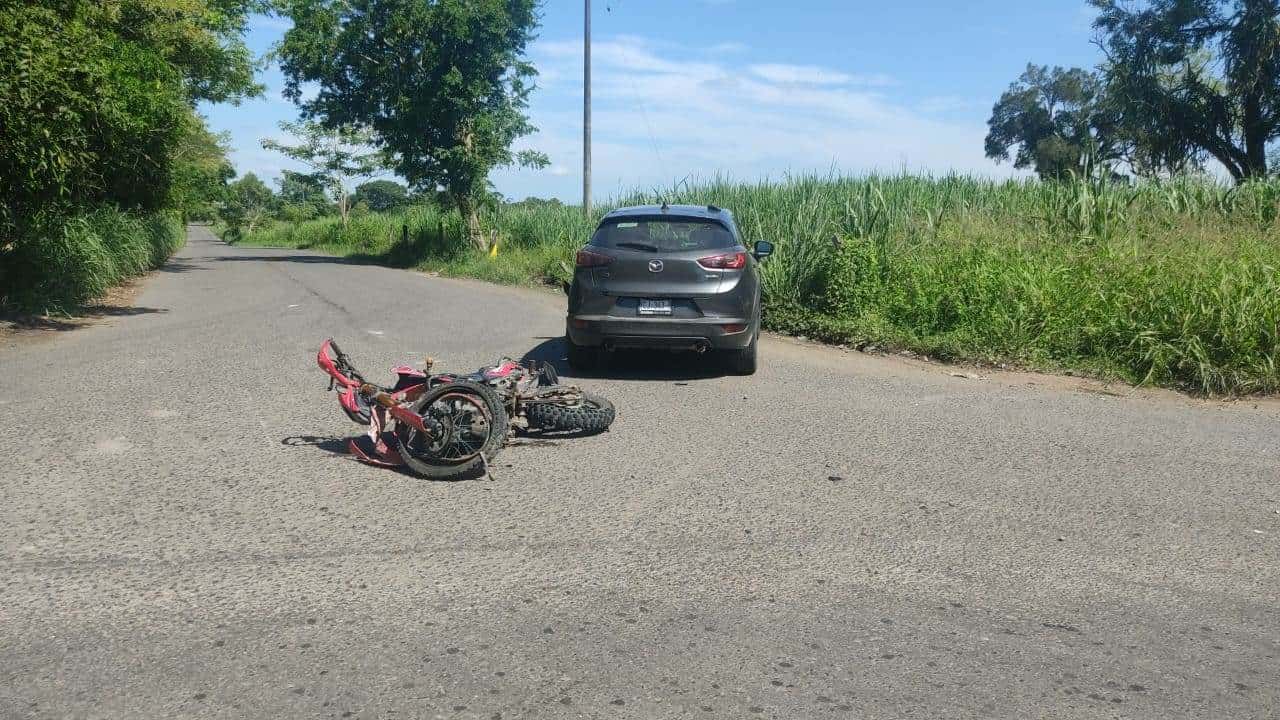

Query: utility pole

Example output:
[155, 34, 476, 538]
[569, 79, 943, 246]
[583, 0, 592, 214]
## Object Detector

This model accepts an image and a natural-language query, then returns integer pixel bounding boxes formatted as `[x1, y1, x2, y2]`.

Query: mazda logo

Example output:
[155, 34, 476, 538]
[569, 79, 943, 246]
[648, 259, 664, 273]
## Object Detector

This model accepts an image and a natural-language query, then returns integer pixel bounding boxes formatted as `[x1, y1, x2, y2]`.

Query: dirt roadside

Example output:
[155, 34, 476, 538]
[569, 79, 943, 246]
[0, 277, 164, 349]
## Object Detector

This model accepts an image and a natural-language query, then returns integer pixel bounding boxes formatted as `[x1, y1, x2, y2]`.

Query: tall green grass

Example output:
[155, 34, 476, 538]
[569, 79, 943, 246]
[232, 174, 1280, 395]
[1, 208, 184, 312]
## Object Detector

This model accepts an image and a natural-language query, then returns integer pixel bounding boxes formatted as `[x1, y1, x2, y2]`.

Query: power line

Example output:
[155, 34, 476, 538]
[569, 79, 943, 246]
[599, 1, 667, 178]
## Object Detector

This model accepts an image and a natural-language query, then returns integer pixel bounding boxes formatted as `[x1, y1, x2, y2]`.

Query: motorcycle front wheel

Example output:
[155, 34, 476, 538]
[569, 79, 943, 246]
[394, 381, 509, 480]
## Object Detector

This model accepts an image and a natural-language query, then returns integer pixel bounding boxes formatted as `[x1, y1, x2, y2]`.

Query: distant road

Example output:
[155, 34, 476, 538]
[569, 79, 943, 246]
[1, 225, 1277, 719]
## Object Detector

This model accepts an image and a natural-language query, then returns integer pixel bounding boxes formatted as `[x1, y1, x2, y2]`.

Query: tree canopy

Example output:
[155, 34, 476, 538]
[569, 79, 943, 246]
[1091, 0, 1280, 182]
[262, 120, 382, 226]
[170, 119, 237, 221]
[275, 0, 548, 246]
[1, 0, 261, 234]
[277, 171, 329, 206]
[985, 65, 1126, 179]
[218, 173, 276, 239]
[353, 181, 410, 213]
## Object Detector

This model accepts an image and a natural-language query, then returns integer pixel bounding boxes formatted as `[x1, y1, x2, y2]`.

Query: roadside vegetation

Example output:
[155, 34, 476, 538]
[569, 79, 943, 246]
[226, 0, 1279, 395]
[8, 0, 1280, 395]
[229, 173, 1280, 395]
[0, 0, 259, 312]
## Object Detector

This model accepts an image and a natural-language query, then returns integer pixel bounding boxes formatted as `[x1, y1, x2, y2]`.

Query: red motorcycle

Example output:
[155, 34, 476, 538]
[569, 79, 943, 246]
[317, 339, 614, 480]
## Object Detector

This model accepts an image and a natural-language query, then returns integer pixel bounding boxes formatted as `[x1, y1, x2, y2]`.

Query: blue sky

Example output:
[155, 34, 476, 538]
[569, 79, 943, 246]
[202, 1, 1104, 203]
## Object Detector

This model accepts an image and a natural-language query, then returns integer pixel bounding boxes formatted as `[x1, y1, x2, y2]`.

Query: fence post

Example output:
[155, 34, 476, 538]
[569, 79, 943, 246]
[401, 224, 409, 246]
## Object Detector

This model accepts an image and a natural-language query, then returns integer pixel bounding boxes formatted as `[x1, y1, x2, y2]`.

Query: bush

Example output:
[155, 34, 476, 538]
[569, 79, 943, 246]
[1, 209, 183, 311]
[278, 203, 320, 224]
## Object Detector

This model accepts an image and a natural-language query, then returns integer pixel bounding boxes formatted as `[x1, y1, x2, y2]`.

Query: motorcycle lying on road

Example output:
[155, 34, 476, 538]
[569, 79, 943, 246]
[316, 339, 615, 480]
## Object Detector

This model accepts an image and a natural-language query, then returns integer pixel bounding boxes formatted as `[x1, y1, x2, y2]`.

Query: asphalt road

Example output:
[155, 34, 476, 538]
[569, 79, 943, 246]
[2, 226, 1278, 720]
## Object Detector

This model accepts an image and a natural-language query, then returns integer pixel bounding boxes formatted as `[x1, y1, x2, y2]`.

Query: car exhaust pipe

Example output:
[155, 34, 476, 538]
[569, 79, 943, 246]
[694, 341, 710, 354]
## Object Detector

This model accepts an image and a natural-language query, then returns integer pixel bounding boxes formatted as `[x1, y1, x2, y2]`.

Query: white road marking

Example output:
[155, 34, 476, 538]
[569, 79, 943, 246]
[90, 437, 132, 455]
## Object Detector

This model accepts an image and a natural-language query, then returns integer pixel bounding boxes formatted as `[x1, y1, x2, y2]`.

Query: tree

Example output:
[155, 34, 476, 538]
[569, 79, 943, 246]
[276, 0, 549, 249]
[352, 180, 409, 213]
[508, 196, 565, 210]
[1092, 0, 1280, 183]
[985, 65, 1127, 179]
[276, 170, 333, 220]
[261, 121, 381, 227]
[1, 0, 263, 233]
[1, 0, 260, 308]
[171, 112, 236, 221]
[218, 173, 275, 239]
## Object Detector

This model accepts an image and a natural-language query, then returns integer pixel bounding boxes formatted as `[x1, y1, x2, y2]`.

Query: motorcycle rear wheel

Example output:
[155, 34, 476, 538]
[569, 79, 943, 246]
[525, 390, 615, 435]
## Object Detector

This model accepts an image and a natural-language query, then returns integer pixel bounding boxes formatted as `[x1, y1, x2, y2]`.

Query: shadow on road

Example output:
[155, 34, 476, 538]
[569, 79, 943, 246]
[213, 251, 445, 270]
[1, 305, 169, 332]
[281, 435, 351, 454]
[154, 259, 205, 274]
[213, 254, 368, 265]
[214, 231, 456, 270]
[280, 435, 487, 481]
[522, 336, 728, 382]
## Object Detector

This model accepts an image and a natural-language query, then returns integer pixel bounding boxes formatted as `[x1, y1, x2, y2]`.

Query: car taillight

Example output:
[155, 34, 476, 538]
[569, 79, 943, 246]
[697, 252, 747, 270]
[576, 248, 614, 267]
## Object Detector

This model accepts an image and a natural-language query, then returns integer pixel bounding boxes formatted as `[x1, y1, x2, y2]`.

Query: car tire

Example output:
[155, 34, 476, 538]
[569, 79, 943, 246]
[567, 338, 599, 371]
[724, 327, 758, 375]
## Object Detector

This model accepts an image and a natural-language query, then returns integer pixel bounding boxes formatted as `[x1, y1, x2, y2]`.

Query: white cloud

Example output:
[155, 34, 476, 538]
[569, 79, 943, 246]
[705, 41, 748, 55]
[542, 35, 719, 78]
[749, 63, 852, 85]
[748, 63, 893, 87]
[223, 32, 1003, 202]
[494, 35, 1002, 202]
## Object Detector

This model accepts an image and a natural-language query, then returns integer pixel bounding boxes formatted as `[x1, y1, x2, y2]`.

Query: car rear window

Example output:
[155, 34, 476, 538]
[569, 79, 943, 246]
[591, 218, 737, 253]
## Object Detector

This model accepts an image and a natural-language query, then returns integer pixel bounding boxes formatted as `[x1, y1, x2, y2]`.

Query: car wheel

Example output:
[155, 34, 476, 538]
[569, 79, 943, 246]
[567, 338, 599, 371]
[724, 327, 758, 375]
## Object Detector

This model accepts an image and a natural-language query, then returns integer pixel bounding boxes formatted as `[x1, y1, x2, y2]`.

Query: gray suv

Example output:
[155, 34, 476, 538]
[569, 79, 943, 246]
[565, 204, 773, 375]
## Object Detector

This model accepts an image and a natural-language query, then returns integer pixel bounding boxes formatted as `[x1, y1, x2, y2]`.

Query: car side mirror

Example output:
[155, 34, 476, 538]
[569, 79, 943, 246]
[753, 241, 774, 261]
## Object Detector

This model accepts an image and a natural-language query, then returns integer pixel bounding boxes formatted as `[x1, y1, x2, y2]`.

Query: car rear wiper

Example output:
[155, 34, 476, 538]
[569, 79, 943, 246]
[614, 241, 660, 253]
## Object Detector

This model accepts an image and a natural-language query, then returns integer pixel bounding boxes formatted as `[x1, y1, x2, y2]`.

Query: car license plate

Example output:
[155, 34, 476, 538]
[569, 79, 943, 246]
[638, 299, 672, 316]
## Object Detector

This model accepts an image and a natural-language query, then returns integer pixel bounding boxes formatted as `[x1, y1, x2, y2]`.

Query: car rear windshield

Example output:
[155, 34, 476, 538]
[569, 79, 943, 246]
[590, 218, 737, 253]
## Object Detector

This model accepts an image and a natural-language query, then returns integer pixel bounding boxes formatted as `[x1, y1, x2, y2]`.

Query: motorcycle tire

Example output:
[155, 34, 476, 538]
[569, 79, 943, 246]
[395, 381, 509, 481]
[525, 391, 615, 435]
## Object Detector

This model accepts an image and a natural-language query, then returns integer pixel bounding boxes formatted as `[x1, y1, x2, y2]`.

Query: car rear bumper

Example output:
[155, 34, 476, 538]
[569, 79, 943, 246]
[567, 315, 755, 350]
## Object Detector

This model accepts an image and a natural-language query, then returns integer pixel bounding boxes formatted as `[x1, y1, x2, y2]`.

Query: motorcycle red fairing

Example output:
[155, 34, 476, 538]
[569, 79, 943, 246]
[318, 339, 429, 466]
[317, 339, 435, 427]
